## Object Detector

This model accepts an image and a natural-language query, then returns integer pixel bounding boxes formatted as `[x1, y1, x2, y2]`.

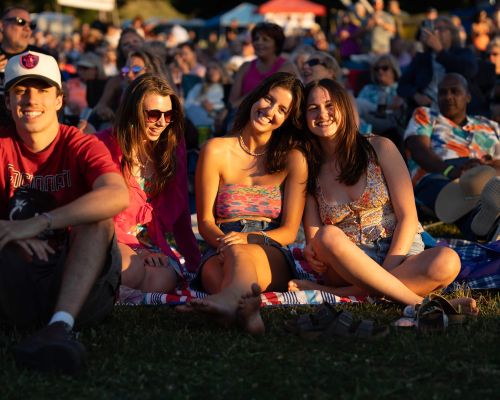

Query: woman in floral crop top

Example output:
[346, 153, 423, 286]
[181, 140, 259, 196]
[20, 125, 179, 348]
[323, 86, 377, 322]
[178, 73, 309, 334]
[97, 74, 200, 294]
[289, 79, 478, 313]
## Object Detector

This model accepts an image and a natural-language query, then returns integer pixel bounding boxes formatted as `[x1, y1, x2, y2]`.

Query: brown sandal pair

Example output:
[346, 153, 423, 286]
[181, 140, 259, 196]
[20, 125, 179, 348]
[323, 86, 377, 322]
[285, 303, 389, 340]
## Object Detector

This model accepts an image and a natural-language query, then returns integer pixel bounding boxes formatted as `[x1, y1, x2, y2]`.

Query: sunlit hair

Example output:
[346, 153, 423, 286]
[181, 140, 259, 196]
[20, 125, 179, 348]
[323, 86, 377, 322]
[370, 53, 401, 83]
[251, 22, 285, 55]
[117, 28, 144, 69]
[304, 79, 376, 193]
[127, 47, 170, 80]
[114, 73, 184, 196]
[231, 72, 305, 174]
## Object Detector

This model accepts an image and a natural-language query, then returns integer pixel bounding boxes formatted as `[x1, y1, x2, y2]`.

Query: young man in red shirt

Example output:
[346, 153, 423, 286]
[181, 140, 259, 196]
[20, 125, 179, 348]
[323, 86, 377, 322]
[0, 51, 129, 373]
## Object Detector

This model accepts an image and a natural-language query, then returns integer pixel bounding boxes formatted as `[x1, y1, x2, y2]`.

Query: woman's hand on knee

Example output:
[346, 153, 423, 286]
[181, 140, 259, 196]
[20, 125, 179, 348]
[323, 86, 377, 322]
[217, 231, 249, 253]
[304, 242, 327, 274]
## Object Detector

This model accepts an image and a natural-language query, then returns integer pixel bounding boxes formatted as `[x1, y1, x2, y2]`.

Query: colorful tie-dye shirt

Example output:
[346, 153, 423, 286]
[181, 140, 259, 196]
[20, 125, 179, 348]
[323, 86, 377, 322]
[404, 107, 500, 185]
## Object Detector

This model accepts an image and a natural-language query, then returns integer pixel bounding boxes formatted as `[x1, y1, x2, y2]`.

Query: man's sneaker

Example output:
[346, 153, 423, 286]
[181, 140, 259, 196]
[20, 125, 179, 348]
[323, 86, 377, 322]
[13, 321, 87, 374]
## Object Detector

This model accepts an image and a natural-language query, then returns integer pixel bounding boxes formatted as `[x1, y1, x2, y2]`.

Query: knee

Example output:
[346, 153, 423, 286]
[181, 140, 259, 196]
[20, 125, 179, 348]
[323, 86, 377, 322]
[425, 247, 461, 285]
[223, 244, 248, 262]
[71, 219, 114, 241]
[312, 226, 347, 257]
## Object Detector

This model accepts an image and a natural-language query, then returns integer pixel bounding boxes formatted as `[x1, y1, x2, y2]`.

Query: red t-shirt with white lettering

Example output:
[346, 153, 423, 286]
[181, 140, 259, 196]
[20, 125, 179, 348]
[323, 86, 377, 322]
[0, 124, 119, 218]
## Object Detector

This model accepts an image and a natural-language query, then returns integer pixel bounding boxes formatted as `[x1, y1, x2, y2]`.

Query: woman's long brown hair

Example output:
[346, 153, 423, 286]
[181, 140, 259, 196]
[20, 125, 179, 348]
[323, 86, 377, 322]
[114, 73, 184, 196]
[231, 72, 306, 174]
[303, 79, 376, 194]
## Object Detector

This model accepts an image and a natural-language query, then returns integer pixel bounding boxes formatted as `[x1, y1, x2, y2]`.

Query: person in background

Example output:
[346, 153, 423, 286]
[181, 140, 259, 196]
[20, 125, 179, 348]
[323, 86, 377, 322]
[301, 51, 342, 86]
[184, 61, 228, 133]
[97, 74, 200, 294]
[365, 0, 396, 55]
[0, 6, 44, 125]
[229, 22, 298, 110]
[398, 16, 477, 115]
[180, 73, 307, 335]
[288, 78, 478, 317]
[404, 73, 499, 239]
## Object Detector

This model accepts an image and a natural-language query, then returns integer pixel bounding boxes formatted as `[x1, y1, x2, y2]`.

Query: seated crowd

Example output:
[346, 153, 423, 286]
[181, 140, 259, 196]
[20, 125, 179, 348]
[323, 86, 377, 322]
[0, 1, 498, 374]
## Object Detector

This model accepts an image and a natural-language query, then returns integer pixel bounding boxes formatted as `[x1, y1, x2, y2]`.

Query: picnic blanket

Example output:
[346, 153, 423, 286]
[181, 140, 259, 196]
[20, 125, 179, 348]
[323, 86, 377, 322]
[119, 237, 500, 307]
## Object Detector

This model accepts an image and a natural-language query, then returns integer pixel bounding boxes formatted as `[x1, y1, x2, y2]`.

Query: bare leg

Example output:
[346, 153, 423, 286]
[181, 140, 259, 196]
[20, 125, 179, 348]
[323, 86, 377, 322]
[311, 226, 466, 305]
[119, 243, 177, 293]
[54, 220, 113, 317]
[180, 244, 290, 334]
[237, 283, 264, 335]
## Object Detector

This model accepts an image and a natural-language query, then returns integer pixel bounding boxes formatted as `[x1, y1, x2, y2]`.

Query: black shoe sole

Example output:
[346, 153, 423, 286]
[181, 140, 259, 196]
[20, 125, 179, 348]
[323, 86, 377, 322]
[14, 341, 87, 375]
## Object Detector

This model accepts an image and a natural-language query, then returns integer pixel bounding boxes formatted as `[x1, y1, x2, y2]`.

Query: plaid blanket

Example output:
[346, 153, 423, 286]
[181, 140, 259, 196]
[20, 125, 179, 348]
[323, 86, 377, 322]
[119, 239, 500, 306]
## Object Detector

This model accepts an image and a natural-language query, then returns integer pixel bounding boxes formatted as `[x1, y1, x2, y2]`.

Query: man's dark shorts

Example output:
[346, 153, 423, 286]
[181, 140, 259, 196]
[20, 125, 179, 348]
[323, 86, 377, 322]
[0, 234, 121, 330]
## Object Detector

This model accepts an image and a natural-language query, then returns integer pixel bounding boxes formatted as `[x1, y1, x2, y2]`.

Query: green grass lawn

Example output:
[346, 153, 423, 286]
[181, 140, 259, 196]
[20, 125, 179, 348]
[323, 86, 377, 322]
[1, 223, 499, 399]
[1, 291, 499, 400]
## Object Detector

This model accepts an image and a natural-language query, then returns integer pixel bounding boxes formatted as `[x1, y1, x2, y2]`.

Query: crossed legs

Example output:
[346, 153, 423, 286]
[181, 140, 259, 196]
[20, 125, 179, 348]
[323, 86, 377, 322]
[289, 225, 475, 310]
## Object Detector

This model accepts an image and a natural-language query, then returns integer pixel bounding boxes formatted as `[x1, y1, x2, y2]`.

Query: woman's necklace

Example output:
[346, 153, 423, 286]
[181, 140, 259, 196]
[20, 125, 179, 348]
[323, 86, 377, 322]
[238, 135, 267, 157]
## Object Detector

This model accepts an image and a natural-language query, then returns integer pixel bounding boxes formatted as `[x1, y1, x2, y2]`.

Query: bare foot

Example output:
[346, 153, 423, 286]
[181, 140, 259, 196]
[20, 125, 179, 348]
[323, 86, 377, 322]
[236, 283, 265, 335]
[449, 297, 479, 316]
[288, 279, 329, 292]
[177, 294, 237, 327]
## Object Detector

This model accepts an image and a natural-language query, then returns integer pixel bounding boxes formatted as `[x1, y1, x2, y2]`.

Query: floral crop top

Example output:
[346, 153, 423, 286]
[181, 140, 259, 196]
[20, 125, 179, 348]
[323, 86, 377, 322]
[316, 159, 421, 245]
[216, 183, 282, 221]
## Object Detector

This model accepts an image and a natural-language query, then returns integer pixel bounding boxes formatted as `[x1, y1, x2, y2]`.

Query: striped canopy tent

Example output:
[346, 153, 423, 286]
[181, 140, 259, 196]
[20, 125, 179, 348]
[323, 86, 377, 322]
[258, 0, 327, 16]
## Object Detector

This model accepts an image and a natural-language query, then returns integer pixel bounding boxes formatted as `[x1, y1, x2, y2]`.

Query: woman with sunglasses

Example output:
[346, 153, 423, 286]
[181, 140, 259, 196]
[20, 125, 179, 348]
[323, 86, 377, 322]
[288, 79, 478, 315]
[301, 51, 342, 85]
[92, 46, 172, 129]
[180, 72, 307, 335]
[96, 74, 200, 294]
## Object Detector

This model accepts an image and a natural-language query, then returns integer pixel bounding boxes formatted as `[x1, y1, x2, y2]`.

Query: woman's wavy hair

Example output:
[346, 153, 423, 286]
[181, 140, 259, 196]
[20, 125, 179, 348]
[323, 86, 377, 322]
[303, 79, 376, 193]
[230, 72, 305, 174]
[114, 73, 184, 196]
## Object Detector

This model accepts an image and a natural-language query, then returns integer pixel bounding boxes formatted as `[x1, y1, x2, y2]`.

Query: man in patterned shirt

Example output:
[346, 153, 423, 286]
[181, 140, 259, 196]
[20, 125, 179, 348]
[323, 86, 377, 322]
[404, 73, 499, 237]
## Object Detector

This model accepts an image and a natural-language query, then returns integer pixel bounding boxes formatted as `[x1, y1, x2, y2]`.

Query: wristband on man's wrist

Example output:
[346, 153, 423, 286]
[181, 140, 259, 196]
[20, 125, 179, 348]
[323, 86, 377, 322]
[442, 165, 455, 178]
[40, 212, 53, 230]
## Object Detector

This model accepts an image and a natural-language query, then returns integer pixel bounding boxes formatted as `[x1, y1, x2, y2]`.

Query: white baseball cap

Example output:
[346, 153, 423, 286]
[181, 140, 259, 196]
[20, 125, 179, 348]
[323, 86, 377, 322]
[4, 51, 62, 91]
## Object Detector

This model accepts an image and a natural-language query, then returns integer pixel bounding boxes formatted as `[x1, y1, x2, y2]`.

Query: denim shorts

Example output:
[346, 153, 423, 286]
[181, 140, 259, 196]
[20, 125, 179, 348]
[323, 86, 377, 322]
[193, 219, 297, 290]
[358, 233, 425, 265]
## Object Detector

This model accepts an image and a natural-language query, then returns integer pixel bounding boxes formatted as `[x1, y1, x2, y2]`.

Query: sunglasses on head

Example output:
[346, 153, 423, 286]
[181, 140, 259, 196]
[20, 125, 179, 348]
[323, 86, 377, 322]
[305, 58, 327, 68]
[374, 65, 390, 72]
[121, 65, 145, 76]
[3, 16, 36, 30]
[144, 109, 173, 124]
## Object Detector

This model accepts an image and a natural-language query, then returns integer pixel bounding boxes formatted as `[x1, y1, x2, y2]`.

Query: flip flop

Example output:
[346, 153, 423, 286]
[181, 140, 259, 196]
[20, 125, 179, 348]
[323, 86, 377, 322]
[428, 294, 470, 326]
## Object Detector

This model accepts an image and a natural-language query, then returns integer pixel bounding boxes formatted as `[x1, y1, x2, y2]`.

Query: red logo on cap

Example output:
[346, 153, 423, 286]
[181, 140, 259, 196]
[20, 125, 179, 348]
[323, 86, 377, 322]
[20, 53, 39, 69]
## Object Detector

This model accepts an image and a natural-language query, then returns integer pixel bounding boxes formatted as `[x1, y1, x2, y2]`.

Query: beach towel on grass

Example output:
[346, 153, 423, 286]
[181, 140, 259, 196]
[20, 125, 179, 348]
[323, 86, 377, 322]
[119, 239, 500, 306]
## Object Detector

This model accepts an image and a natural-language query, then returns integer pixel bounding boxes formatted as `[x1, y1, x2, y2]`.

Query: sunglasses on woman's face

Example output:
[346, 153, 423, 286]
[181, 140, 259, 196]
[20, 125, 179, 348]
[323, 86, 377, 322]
[3, 16, 36, 30]
[121, 65, 145, 76]
[374, 65, 390, 72]
[144, 109, 173, 124]
[305, 58, 327, 68]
